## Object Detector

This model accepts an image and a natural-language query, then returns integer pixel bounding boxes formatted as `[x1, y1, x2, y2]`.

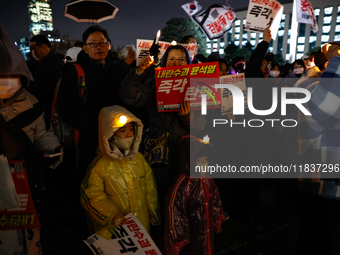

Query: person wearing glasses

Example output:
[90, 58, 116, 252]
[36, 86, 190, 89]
[57, 25, 126, 176]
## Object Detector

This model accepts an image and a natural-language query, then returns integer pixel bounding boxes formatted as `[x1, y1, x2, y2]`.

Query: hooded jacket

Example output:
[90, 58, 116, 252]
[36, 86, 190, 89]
[0, 23, 61, 168]
[164, 135, 227, 255]
[80, 105, 160, 235]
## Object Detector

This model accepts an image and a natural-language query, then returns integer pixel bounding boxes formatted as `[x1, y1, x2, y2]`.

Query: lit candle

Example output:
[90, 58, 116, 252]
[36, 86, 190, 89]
[149, 56, 154, 64]
[171, 40, 177, 46]
[155, 30, 161, 44]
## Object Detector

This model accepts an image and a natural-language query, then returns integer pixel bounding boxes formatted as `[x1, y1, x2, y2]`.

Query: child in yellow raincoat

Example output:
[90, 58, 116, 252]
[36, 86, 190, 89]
[80, 105, 160, 236]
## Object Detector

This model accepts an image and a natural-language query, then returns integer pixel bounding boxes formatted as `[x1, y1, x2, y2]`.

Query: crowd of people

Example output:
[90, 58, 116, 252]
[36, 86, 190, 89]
[1, 21, 340, 255]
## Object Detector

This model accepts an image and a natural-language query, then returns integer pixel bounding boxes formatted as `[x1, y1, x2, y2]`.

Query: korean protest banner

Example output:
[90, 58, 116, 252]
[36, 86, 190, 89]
[220, 73, 247, 115]
[244, 0, 284, 40]
[190, 4, 236, 40]
[136, 39, 198, 66]
[0, 159, 41, 231]
[84, 213, 162, 255]
[181, 1, 202, 16]
[295, 0, 318, 33]
[154, 62, 220, 112]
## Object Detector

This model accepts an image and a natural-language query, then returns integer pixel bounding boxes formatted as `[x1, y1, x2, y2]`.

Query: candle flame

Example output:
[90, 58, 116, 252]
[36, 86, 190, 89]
[171, 40, 177, 46]
[149, 56, 154, 63]
[157, 30, 161, 38]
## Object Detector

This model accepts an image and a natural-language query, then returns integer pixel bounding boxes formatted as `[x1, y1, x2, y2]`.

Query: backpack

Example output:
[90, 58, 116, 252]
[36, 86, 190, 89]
[51, 63, 87, 151]
[0, 103, 48, 216]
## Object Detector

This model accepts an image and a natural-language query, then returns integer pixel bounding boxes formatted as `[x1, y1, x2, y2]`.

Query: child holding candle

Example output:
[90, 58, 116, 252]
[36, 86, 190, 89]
[80, 105, 161, 236]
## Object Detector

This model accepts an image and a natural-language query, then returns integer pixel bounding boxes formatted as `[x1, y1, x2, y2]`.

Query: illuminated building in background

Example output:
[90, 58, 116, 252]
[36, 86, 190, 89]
[28, 0, 53, 35]
[206, 0, 339, 62]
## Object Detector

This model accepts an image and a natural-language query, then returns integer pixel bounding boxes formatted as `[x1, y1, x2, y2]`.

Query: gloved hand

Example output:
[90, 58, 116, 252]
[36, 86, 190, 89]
[149, 37, 161, 62]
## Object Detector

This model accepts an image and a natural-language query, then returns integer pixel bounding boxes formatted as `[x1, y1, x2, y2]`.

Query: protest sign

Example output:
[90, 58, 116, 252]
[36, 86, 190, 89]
[0, 159, 41, 231]
[154, 62, 220, 112]
[295, 0, 318, 33]
[220, 73, 247, 115]
[190, 4, 236, 40]
[244, 0, 283, 40]
[136, 39, 198, 66]
[84, 213, 161, 255]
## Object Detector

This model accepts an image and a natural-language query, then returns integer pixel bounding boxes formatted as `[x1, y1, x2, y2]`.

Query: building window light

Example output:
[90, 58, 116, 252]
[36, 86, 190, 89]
[281, 13, 286, 20]
[337, 16, 340, 23]
[297, 45, 304, 52]
[250, 40, 256, 46]
[309, 36, 316, 43]
[243, 19, 246, 25]
[213, 39, 218, 42]
[324, 7, 333, 15]
[336, 25, 340, 32]
[321, 35, 330, 42]
[298, 37, 305, 44]
[243, 34, 248, 39]
[235, 41, 239, 46]
[220, 42, 225, 47]
[286, 54, 290, 61]
[206, 38, 210, 42]
[235, 34, 240, 40]
[219, 49, 224, 54]
[235, 20, 240, 26]
[206, 49, 211, 54]
[322, 26, 331, 33]
[315, 9, 320, 16]
[207, 44, 211, 49]
[235, 27, 240, 33]
[334, 35, 340, 41]
[278, 30, 284, 37]
[213, 43, 218, 48]
[242, 41, 248, 46]
[323, 16, 332, 24]
[268, 46, 273, 51]
[297, 53, 303, 59]
[251, 32, 256, 39]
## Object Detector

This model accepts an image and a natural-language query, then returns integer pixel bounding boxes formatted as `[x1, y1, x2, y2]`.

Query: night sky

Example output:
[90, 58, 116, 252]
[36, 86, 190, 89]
[0, 0, 249, 48]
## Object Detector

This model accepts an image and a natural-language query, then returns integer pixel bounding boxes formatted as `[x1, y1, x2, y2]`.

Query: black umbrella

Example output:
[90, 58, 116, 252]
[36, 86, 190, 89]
[65, 0, 119, 23]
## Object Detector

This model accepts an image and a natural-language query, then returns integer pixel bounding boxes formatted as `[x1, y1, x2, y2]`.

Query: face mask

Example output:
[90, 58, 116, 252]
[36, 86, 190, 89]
[196, 163, 209, 175]
[112, 136, 134, 151]
[0, 78, 21, 99]
[269, 70, 280, 77]
[294, 67, 304, 74]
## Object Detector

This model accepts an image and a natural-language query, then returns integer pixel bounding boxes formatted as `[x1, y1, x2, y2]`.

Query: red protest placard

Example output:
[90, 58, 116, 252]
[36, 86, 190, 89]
[155, 62, 220, 112]
[0, 161, 41, 230]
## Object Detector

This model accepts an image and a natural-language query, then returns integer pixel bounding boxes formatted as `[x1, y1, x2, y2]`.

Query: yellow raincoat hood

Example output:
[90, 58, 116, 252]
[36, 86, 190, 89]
[98, 105, 143, 161]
